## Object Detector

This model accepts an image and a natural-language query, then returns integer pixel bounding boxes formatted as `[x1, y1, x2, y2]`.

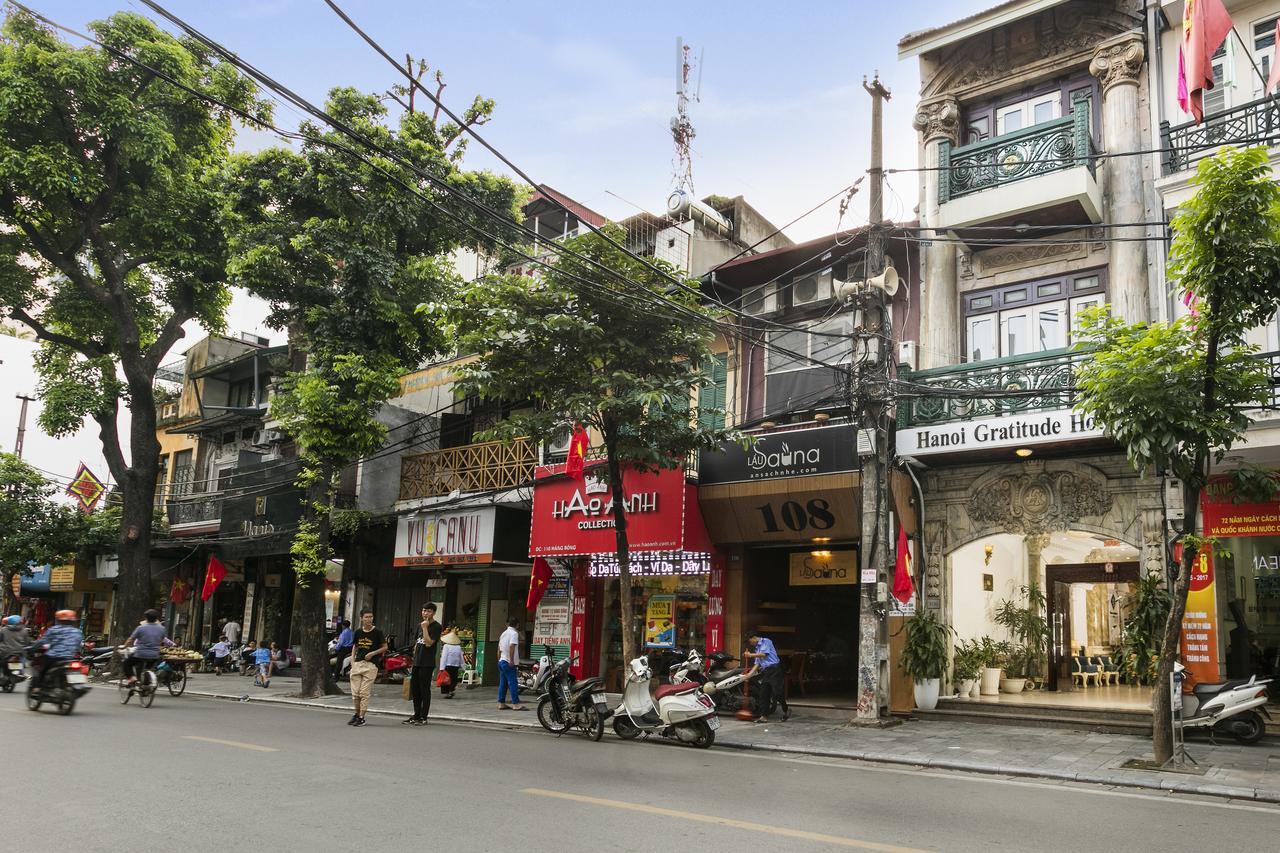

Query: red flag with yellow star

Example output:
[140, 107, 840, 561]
[565, 424, 588, 480]
[526, 557, 553, 611]
[201, 555, 228, 602]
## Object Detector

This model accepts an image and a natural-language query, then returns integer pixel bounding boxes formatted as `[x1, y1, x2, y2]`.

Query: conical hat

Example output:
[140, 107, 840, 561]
[441, 630, 461, 646]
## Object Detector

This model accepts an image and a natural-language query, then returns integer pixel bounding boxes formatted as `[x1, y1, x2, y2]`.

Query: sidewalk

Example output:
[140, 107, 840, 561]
[182, 672, 1280, 804]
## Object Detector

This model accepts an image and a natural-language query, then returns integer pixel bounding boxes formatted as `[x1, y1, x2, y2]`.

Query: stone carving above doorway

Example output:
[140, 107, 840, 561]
[965, 461, 1113, 536]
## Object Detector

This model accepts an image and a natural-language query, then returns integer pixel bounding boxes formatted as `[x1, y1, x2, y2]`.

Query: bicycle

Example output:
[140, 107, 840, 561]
[119, 655, 159, 708]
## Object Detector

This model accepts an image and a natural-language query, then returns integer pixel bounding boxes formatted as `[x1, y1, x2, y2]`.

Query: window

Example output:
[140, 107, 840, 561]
[966, 115, 991, 145]
[996, 93, 1060, 135]
[1204, 40, 1234, 119]
[766, 316, 852, 374]
[228, 378, 255, 409]
[171, 449, 193, 498]
[1254, 17, 1278, 98]
[963, 270, 1105, 362]
[698, 353, 729, 430]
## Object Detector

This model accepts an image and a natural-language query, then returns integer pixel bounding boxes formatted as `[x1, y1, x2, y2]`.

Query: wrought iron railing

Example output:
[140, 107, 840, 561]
[940, 94, 1095, 203]
[1161, 96, 1280, 176]
[399, 438, 537, 500]
[167, 494, 222, 527]
[899, 348, 1280, 428]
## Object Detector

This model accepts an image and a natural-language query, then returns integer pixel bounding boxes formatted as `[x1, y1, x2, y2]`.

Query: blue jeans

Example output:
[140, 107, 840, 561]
[497, 659, 520, 705]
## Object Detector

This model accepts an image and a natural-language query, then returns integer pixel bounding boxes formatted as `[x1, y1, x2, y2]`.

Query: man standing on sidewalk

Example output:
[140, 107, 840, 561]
[405, 602, 441, 726]
[496, 617, 526, 711]
[744, 629, 790, 724]
[222, 618, 241, 647]
[348, 609, 386, 727]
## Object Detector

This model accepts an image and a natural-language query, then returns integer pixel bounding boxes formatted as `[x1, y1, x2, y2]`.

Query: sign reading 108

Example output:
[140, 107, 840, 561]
[755, 498, 835, 534]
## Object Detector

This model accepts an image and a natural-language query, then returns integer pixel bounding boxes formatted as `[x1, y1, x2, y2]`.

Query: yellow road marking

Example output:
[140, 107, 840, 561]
[182, 735, 278, 753]
[520, 788, 924, 852]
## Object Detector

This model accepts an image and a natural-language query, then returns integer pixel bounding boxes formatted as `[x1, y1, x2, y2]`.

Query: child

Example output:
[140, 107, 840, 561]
[208, 635, 231, 674]
[253, 640, 272, 688]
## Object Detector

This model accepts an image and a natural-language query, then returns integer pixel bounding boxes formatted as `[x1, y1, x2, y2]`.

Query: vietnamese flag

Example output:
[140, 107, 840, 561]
[892, 526, 914, 605]
[1268, 22, 1280, 95]
[169, 578, 190, 605]
[526, 557, 553, 611]
[1177, 0, 1233, 124]
[565, 423, 589, 480]
[201, 555, 228, 602]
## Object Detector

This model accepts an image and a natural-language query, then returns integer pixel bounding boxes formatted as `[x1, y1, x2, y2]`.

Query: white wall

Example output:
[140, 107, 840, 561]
[950, 533, 1027, 643]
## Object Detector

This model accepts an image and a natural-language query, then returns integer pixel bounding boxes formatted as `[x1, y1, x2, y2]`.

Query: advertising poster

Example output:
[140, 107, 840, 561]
[1179, 550, 1220, 688]
[644, 594, 676, 649]
[706, 555, 725, 654]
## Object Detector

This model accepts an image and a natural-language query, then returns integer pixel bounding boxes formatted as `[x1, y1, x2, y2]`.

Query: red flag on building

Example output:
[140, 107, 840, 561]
[1177, 0, 1233, 123]
[201, 555, 228, 602]
[526, 557, 553, 611]
[169, 578, 191, 605]
[565, 424, 589, 480]
[1268, 22, 1280, 95]
[892, 526, 914, 605]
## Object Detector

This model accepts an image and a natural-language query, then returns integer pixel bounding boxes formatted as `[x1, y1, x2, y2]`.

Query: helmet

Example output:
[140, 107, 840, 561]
[54, 609, 77, 622]
[3, 615, 21, 627]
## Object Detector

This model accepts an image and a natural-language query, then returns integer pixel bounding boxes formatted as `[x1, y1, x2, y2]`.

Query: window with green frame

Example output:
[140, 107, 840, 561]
[698, 352, 728, 430]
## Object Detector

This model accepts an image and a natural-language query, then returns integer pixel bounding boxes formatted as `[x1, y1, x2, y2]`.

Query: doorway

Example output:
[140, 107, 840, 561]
[1046, 561, 1139, 692]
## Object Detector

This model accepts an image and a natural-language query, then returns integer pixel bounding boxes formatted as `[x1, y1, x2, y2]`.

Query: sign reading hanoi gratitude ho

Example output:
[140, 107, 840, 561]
[896, 409, 1105, 457]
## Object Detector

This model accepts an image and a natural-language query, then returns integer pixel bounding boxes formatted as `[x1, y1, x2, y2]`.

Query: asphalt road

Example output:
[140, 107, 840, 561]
[3, 686, 1278, 853]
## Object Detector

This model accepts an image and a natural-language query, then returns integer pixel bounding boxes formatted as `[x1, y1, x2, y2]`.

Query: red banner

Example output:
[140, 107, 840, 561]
[1179, 549, 1220, 689]
[529, 463, 688, 557]
[706, 553, 726, 655]
[1201, 479, 1280, 537]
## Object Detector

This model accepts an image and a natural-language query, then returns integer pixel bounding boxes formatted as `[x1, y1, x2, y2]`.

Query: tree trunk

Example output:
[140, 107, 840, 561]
[602, 424, 637, 670]
[1151, 481, 1200, 764]
[108, 395, 162, 645]
[295, 478, 341, 698]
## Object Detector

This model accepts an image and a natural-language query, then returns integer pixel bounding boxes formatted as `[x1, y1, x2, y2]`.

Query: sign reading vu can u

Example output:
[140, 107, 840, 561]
[394, 508, 496, 567]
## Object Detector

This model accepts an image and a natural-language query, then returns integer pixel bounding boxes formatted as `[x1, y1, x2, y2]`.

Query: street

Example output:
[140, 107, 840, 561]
[3, 689, 1277, 853]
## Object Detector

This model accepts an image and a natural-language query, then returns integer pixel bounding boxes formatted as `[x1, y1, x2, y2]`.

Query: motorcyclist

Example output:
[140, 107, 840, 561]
[30, 609, 83, 689]
[0, 615, 32, 664]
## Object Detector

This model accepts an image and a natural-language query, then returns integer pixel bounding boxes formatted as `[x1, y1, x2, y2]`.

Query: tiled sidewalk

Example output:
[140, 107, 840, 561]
[182, 672, 1280, 803]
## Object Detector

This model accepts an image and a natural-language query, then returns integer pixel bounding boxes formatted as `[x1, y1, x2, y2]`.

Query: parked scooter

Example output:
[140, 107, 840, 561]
[25, 644, 92, 715]
[612, 655, 719, 748]
[671, 649, 757, 714]
[1175, 662, 1272, 744]
[1, 654, 25, 693]
[377, 644, 413, 684]
[535, 649, 611, 741]
[80, 643, 116, 681]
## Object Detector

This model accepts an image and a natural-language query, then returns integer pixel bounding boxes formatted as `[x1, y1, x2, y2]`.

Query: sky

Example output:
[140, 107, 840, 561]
[8, 0, 996, 476]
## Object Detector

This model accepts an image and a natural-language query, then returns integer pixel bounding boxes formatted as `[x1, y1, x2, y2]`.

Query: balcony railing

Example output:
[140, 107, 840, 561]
[399, 438, 537, 501]
[1161, 96, 1280, 176]
[940, 94, 1095, 203]
[167, 493, 223, 527]
[899, 348, 1280, 428]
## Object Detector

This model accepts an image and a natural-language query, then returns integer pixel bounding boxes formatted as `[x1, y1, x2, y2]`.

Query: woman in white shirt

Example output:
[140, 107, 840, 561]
[439, 630, 464, 699]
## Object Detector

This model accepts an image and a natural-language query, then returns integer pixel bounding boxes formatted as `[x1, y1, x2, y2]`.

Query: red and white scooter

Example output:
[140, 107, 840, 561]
[611, 655, 720, 748]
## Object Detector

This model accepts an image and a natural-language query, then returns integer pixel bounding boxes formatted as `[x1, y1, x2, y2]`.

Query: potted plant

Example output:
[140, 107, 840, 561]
[994, 583, 1048, 693]
[952, 639, 982, 698]
[977, 636, 1003, 696]
[899, 609, 952, 711]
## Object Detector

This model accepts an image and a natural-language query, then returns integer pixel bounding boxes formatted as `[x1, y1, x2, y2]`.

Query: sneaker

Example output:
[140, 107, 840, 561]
[402, 717, 418, 726]
[754, 716, 769, 724]
[415, 717, 428, 726]
[347, 714, 359, 726]
[498, 704, 512, 710]
[354, 717, 367, 727]
[782, 708, 791, 722]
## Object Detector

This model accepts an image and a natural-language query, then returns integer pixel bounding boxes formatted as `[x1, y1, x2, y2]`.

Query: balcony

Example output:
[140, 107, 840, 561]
[1160, 96, 1280, 177]
[936, 99, 1101, 232]
[167, 493, 223, 529]
[398, 438, 537, 501]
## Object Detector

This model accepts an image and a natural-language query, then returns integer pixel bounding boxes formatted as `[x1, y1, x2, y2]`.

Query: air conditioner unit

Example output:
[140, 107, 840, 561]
[741, 283, 776, 316]
[251, 429, 280, 448]
[897, 341, 918, 370]
[791, 270, 833, 307]
[1165, 477, 1185, 523]
[545, 429, 572, 457]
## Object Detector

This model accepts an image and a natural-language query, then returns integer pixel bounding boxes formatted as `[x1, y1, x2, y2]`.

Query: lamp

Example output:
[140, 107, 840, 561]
[983, 544, 994, 566]
[1015, 448, 1033, 458]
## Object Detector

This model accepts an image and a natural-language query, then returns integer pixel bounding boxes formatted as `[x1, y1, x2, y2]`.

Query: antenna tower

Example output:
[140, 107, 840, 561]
[670, 37, 702, 195]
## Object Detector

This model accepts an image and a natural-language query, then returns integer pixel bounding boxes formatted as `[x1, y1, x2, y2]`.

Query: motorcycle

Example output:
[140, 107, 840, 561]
[671, 649, 758, 715]
[81, 643, 117, 681]
[535, 649, 611, 741]
[612, 655, 719, 748]
[378, 645, 413, 684]
[1175, 662, 1272, 744]
[25, 645, 92, 715]
[1, 653, 25, 693]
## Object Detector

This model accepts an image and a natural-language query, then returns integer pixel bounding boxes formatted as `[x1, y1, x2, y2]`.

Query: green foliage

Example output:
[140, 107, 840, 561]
[290, 516, 325, 581]
[442, 226, 738, 469]
[1119, 572, 1171, 686]
[899, 609, 952, 680]
[993, 583, 1049, 679]
[77, 502, 168, 552]
[975, 636, 1005, 670]
[951, 638, 985, 682]
[330, 508, 372, 540]
[0, 453, 82, 575]
[1226, 461, 1280, 504]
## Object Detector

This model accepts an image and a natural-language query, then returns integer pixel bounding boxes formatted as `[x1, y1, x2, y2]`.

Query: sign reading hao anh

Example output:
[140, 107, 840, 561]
[700, 423, 858, 485]
[896, 409, 1105, 457]
[530, 463, 688, 557]
[394, 507, 497, 567]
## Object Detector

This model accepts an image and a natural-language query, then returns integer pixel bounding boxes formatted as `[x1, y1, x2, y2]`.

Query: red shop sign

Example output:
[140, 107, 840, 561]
[530, 463, 687, 557]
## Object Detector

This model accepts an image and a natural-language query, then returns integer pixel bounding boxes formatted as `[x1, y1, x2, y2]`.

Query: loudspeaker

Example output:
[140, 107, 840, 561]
[835, 261, 899, 300]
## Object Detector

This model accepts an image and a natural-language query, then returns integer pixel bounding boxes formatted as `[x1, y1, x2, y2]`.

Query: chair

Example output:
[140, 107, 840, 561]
[1094, 655, 1120, 686]
[1072, 655, 1100, 687]
[785, 652, 808, 698]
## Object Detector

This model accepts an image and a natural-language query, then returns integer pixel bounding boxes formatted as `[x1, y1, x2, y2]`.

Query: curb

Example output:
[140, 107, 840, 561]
[183, 687, 1280, 804]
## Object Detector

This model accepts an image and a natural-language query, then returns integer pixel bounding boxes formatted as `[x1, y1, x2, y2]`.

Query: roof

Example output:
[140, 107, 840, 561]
[898, 0, 1069, 58]
[710, 222, 917, 288]
[188, 344, 288, 380]
[525, 184, 607, 228]
[166, 410, 264, 436]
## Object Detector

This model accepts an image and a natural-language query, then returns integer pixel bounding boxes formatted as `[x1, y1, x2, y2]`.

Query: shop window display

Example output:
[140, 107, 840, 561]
[601, 575, 707, 682]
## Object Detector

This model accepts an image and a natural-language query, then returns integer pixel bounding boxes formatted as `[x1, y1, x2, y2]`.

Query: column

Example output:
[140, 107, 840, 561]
[912, 97, 961, 368]
[1025, 533, 1051, 592]
[1090, 33, 1148, 324]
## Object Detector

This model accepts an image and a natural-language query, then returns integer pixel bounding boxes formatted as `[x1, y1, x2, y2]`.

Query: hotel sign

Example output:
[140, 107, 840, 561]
[896, 409, 1105, 457]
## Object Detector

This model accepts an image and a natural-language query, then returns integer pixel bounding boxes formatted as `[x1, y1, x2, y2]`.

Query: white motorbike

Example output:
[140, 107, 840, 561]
[670, 648, 754, 698]
[1176, 662, 1272, 744]
[612, 655, 720, 748]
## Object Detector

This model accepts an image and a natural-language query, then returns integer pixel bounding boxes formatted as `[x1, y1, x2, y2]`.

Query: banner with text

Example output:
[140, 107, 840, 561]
[896, 409, 1105, 457]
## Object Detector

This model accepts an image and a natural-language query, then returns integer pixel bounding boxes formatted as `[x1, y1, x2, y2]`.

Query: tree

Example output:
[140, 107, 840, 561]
[445, 228, 737, 668]
[1073, 147, 1280, 763]
[0, 10, 269, 640]
[0, 453, 83, 614]
[225, 88, 522, 698]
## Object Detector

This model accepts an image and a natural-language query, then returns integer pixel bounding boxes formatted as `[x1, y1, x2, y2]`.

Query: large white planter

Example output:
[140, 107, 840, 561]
[956, 678, 976, 698]
[913, 677, 941, 711]
[1000, 677, 1028, 694]
[980, 667, 1002, 696]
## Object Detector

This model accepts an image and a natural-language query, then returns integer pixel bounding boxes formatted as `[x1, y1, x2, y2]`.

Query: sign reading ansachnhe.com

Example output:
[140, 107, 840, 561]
[699, 423, 858, 485]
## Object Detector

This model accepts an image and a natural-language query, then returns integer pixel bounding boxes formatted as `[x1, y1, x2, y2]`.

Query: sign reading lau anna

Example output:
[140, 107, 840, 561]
[530, 463, 686, 557]
[394, 508, 496, 567]
[700, 423, 858, 485]
[896, 409, 1105, 457]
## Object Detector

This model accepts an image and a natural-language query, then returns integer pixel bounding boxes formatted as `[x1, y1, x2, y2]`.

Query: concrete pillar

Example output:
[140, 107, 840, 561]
[912, 97, 962, 368]
[1025, 533, 1051, 591]
[1090, 33, 1148, 325]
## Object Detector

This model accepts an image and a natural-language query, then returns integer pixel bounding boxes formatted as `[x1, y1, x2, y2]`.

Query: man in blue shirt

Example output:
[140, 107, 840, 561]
[33, 609, 83, 688]
[332, 620, 353, 679]
[745, 630, 790, 723]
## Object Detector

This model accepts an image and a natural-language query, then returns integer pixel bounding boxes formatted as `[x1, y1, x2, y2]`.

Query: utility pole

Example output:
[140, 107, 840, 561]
[14, 394, 34, 459]
[854, 73, 892, 722]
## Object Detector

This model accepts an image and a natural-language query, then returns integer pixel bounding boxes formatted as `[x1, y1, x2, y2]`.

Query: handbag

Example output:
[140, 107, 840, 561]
[401, 672, 411, 701]
[436, 669, 451, 687]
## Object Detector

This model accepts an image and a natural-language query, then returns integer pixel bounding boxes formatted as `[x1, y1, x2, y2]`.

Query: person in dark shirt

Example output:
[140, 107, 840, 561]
[405, 602, 442, 726]
[347, 609, 386, 727]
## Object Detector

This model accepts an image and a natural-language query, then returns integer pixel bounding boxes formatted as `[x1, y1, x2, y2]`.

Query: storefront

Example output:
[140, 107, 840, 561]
[529, 461, 718, 690]
[389, 504, 531, 685]
[698, 422, 863, 705]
